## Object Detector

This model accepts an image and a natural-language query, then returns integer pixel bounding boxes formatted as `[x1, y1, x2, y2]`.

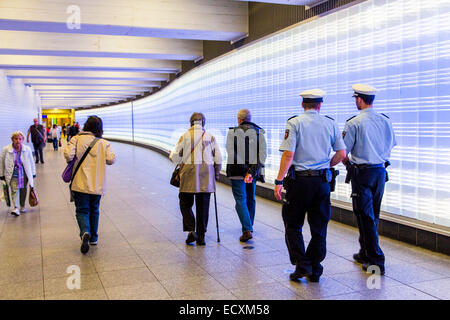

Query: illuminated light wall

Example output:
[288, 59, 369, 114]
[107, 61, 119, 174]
[76, 0, 450, 228]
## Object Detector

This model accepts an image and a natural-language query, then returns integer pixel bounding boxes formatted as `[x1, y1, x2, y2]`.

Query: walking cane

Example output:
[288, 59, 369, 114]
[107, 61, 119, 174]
[214, 192, 220, 243]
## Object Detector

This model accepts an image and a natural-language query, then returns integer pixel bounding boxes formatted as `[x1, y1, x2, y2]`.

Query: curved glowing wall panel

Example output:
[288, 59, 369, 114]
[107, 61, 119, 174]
[76, 0, 450, 227]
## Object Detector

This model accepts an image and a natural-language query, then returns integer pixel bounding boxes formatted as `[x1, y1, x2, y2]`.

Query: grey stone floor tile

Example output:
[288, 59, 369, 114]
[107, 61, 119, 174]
[409, 278, 450, 299]
[231, 282, 302, 300]
[45, 288, 108, 300]
[242, 251, 292, 268]
[383, 264, 447, 284]
[0, 280, 44, 300]
[281, 276, 355, 299]
[161, 274, 228, 298]
[92, 253, 146, 273]
[44, 273, 103, 296]
[149, 262, 208, 281]
[43, 260, 96, 280]
[105, 281, 170, 300]
[177, 291, 238, 300]
[330, 271, 404, 291]
[417, 260, 450, 277]
[210, 268, 278, 290]
[140, 249, 193, 267]
[98, 267, 157, 288]
[357, 284, 438, 300]
[0, 264, 43, 286]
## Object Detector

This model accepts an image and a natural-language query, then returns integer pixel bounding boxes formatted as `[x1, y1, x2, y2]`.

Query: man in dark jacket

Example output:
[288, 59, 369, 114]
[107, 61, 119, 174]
[26, 118, 46, 164]
[226, 109, 267, 242]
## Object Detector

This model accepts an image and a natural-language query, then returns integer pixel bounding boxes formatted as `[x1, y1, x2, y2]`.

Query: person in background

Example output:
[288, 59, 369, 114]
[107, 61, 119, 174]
[68, 123, 80, 142]
[170, 112, 222, 246]
[0, 131, 36, 216]
[62, 124, 66, 138]
[27, 118, 46, 164]
[226, 109, 267, 242]
[64, 116, 115, 254]
[51, 124, 61, 151]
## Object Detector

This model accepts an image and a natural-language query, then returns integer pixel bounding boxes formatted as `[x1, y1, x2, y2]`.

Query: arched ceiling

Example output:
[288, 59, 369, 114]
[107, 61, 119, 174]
[0, 0, 249, 109]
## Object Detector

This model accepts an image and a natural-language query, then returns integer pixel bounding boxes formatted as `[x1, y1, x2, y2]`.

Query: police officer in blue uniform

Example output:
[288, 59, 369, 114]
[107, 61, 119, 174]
[274, 89, 346, 282]
[343, 84, 397, 275]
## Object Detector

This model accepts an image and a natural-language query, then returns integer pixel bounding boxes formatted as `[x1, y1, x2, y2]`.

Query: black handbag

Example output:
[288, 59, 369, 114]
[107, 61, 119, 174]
[170, 131, 205, 188]
[170, 164, 182, 187]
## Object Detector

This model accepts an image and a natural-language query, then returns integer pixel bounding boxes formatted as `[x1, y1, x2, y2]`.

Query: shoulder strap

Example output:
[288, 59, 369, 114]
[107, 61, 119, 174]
[70, 138, 100, 185]
[179, 131, 204, 169]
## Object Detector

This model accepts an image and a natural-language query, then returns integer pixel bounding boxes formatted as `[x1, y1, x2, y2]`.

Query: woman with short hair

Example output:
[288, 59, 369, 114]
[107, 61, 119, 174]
[0, 131, 36, 216]
[64, 116, 115, 254]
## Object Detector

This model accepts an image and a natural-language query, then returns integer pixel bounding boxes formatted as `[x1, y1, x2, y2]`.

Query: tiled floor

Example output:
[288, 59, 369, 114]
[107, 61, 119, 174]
[0, 141, 449, 300]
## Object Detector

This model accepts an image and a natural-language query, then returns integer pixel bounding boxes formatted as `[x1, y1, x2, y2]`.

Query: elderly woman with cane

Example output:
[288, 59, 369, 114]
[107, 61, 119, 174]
[170, 112, 222, 246]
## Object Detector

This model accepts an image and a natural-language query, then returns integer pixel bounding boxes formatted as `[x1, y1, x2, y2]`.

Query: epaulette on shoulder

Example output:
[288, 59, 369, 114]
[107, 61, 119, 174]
[287, 115, 298, 121]
[381, 113, 390, 119]
[346, 115, 356, 122]
[324, 115, 334, 121]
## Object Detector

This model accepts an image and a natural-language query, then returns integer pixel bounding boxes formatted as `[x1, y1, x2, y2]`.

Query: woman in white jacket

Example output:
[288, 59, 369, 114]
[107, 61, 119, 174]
[0, 131, 36, 216]
[64, 116, 115, 254]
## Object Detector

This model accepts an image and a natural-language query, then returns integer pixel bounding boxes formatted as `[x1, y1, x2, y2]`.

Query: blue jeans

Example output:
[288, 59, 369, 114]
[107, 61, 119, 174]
[52, 138, 58, 150]
[73, 191, 102, 242]
[231, 179, 256, 232]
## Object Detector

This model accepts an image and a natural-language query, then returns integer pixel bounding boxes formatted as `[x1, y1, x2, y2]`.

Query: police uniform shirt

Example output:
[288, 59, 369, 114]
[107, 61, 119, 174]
[279, 110, 346, 171]
[343, 108, 397, 165]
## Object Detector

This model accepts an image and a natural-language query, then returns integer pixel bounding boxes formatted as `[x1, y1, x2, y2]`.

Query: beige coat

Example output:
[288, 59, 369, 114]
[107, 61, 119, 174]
[170, 125, 222, 193]
[64, 132, 115, 195]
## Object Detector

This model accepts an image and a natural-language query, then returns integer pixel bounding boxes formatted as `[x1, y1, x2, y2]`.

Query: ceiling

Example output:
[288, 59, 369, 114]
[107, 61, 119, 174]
[0, 0, 318, 109]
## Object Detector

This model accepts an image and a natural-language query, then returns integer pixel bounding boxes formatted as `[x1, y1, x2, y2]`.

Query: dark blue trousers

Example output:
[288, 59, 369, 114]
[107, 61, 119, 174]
[73, 191, 102, 242]
[282, 176, 331, 277]
[351, 167, 386, 267]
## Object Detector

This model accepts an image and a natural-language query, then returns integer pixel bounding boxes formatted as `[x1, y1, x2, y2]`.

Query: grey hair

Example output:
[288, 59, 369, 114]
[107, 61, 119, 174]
[11, 131, 25, 140]
[237, 109, 251, 122]
[190, 112, 205, 127]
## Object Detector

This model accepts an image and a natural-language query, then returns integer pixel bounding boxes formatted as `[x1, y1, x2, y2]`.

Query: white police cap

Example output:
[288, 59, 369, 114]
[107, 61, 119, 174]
[352, 84, 377, 97]
[299, 89, 326, 103]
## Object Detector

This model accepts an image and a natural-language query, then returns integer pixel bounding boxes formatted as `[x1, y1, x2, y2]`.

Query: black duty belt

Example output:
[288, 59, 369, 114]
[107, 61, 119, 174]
[295, 169, 325, 178]
[354, 163, 384, 170]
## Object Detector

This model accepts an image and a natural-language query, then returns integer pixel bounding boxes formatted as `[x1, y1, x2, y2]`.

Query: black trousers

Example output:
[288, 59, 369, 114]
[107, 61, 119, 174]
[179, 192, 211, 237]
[351, 167, 386, 267]
[33, 142, 44, 163]
[282, 176, 331, 277]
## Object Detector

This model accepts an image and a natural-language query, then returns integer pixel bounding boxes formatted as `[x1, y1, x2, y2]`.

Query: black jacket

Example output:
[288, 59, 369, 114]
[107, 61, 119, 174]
[226, 121, 267, 182]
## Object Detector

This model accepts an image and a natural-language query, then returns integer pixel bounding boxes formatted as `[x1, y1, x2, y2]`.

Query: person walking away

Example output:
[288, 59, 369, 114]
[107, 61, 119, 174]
[27, 118, 46, 163]
[274, 89, 346, 282]
[0, 131, 36, 216]
[64, 116, 115, 254]
[51, 124, 61, 151]
[170, 112, 222, 246]
[342, 84, 397, 275]
[226, 109, 267, 242]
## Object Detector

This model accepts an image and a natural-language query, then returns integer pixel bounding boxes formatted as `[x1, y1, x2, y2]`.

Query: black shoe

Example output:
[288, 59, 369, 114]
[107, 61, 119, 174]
[289, 265, 312, 281]
[185, 231, 197, 244]
[35, 161, 39, 164]
[41, 161, 44, 164]
[353, 253, 369, 264]
[362, 263, 385, 275]
[196, 236, 206, 246]
[80, 232, 90, 254]
[308, 275, 320, 283]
